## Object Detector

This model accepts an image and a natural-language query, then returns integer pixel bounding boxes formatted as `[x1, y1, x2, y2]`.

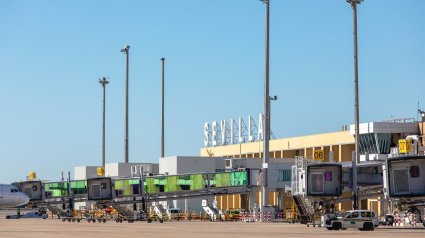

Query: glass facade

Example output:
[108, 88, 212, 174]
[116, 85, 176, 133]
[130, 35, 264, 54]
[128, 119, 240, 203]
[44, 182, 68, 197]
[278, 170, 291, 181]
[342, 165, 382, 190]
[358, 133, 391, 155]
[70, 181, 87, 195]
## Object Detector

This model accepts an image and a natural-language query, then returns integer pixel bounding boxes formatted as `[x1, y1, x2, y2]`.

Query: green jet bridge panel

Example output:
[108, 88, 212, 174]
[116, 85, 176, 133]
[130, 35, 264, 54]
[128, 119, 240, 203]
[112, 170, 249, 202]
[44, 182, 69, 198]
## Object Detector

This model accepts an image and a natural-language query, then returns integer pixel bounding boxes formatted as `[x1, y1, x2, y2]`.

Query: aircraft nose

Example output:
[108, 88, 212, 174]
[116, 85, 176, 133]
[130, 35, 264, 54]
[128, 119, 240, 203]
[21, 194, 30, 204]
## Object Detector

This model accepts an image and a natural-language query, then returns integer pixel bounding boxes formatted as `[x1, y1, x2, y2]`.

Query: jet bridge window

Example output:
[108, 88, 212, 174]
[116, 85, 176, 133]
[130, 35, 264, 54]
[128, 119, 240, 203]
[325, 171, 332, 181]
[32, 185, 37, 191]
[71, 181, 87, 195]
[411, 166, 420, 178]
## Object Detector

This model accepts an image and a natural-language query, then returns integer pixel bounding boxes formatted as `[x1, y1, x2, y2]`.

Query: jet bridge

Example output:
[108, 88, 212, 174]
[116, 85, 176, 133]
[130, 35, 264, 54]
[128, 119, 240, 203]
[91, 170, 250, 217]
[13, 181, 43, 208]
[383, 155, 425, 205]
[291, 157, 343, 223]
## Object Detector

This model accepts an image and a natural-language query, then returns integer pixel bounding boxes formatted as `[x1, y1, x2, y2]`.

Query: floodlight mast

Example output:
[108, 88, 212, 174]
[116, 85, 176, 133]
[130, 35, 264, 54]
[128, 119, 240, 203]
[99, 77, 109, 169]
[160, 58, 165, 158]
[120, 45, 130, 163]
[259, 0, 270, 223]
[346, 0, 362, 210]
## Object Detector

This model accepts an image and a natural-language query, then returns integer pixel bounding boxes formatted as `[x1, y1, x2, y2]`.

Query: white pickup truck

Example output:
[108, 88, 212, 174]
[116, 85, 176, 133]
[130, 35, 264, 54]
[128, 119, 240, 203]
[321, 210, 379, 231]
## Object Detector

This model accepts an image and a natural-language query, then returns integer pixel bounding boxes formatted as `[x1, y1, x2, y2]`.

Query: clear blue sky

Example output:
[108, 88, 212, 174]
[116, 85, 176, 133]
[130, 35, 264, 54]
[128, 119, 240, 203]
[0, 0, 424, 183]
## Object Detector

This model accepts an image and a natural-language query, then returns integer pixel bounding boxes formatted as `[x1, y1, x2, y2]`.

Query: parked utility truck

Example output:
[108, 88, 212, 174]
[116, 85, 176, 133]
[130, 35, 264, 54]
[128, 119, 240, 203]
[321, 210, 379, 231]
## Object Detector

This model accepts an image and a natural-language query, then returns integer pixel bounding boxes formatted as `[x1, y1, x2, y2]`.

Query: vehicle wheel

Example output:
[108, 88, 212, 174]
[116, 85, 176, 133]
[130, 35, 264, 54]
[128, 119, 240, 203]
[6, 216, 10, 219]
[98, 219, 101, 223]
[341, 228, 347, 230]
[147, 219, 152, 223]
[68, 219, 71, 222]
[160, 219, 163, 223]
[88, 220, 91, 223]
[77, 219, 80, 222]
[332, 222, 342, 230]
[119, 219, 122, 223]
[72, 219, 75, 222]
[103, 219, 106, 223]
[128, 220, 132, 223]
[313, 225, 315, 227]
[93, 219, 96, 223]
[364, 222, 373, 231]
[116, 220, 119, 223]
[326, 227, 333, 230]
[62, 219, 65, 222]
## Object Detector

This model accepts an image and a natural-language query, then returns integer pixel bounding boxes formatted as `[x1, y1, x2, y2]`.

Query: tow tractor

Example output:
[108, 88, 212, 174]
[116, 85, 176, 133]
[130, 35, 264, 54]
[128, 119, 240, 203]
[321, 210, 379, 231]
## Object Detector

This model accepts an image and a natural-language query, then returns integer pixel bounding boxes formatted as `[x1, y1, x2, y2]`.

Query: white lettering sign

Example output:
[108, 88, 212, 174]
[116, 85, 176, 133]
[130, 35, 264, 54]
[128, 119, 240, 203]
[258, 114, 264, 140]
[204, 114, 270, 147]
[212, 121, 217, 146]
[239, 117, 245, 143]
[204, 122, 209, 146]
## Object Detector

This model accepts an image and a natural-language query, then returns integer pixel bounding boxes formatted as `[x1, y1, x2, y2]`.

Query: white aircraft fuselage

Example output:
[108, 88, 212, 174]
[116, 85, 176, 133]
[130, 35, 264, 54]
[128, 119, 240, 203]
[0, 184, 30, 207]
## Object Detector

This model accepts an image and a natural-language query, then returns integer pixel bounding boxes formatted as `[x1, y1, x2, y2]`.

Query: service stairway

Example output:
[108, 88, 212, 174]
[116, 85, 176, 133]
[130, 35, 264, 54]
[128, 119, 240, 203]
[153, 203, 168, 219]
[202, 200, 224, 220]
[292, 195, 314, 223]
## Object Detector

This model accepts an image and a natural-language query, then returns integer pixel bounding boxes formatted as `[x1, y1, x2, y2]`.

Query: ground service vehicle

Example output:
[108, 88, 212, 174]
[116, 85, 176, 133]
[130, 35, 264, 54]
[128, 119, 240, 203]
[6, 211, 47, 219]
[321, 210, 379, 231]
[225, 209, 240, 220]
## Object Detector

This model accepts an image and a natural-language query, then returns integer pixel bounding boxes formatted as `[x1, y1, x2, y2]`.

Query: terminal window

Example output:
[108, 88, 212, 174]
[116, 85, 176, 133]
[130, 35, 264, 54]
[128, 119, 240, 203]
[411, 166, 420, 178]
[278, 170, 291, 181]
[325, 171, 332, 181]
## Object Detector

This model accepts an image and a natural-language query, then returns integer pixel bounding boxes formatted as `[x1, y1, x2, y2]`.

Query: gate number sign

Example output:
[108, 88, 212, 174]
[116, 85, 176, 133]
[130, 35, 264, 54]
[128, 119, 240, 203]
[314, 150, 324, 161]
[399, 139, 412, 153]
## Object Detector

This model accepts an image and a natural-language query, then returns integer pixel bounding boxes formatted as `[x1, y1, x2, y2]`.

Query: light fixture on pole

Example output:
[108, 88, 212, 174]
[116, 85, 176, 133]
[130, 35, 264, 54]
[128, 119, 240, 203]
[120, 45, 130, 163]
[269, 95, 278, 140]
[259, 0, 270, 223]
[346, 0, 363, 210]
[99, 77, 109, 169]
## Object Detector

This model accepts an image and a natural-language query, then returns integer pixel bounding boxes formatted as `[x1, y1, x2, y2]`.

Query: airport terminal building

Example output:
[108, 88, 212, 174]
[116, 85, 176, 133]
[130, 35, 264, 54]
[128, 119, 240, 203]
[200, 116, 425, 214]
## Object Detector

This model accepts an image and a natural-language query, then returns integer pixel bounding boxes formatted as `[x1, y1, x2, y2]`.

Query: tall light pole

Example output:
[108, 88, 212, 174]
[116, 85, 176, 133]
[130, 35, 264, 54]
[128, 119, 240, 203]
[120, 45, 130, 163]
[347, 0, 362, 210]
[260, 0, 270, 222]
[160, 58, 165, 158]
[99, 77, 109, 169]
